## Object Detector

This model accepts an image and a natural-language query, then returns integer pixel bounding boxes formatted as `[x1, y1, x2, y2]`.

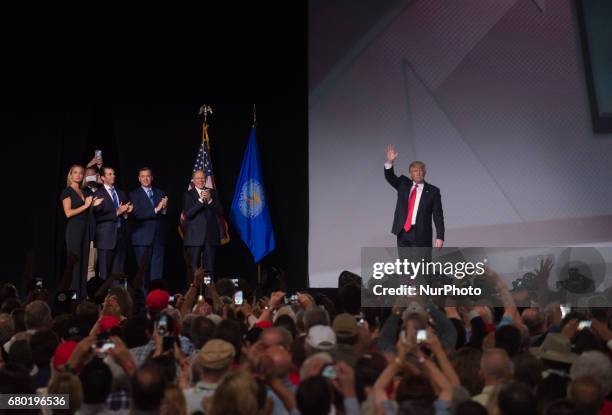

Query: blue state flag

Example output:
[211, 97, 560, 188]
[230, 126, 276, 262]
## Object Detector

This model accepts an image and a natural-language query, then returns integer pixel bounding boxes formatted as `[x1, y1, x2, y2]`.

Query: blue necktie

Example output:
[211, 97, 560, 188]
[146, 189, 155, 207]
[110, 187, 121, 227]
[110, 187, 119, 209]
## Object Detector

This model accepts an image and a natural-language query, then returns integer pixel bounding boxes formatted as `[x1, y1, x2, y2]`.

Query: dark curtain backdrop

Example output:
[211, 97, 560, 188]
[1, 1, 308, 292]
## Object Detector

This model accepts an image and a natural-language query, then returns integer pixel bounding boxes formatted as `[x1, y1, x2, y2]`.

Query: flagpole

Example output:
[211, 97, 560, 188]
[253, 104, 262, 292]
[253, 104, 262, 293]
[199, 105, 213, 148]
[257, 263, 261, 289]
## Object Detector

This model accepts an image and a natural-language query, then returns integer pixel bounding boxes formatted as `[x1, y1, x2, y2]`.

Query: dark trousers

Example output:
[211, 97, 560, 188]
[186, 243, 216, 276]
[98, 234, 127, 279]
[134, 242, 165, 284]
[65, 221, 90, 300]
[397, 228, 433, 285]
[397, 228, 418, 247]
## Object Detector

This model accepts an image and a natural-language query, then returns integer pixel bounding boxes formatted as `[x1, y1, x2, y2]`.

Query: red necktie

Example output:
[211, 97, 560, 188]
[403, 184, 418, 232]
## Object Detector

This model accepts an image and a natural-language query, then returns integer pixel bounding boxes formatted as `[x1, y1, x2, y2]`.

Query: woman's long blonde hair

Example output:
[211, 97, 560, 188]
[66, 164, 85, 189]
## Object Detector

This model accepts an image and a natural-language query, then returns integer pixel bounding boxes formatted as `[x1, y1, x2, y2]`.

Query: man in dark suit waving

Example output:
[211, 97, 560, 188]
[384, 144, 444, 248]
[130, 167, 168, 284]
[183, 170, 223, 274]
[93, 166, 132, 279]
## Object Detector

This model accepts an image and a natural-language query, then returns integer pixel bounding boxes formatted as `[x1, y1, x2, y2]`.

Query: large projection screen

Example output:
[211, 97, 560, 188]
[308, 0, 612, 287]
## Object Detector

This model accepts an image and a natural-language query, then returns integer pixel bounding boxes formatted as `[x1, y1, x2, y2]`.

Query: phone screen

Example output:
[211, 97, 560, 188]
[285, 294, 298, 305]
[321, 365, 337, 379]
[578, 320, 592, 330]
[92, 339, 115, 356]
[101, 341, 115, 353]
[158, 316, 168, 336]
[416, 329, 427, 343]
[234, 290, 243, 305]
[560, 304, 571, 319]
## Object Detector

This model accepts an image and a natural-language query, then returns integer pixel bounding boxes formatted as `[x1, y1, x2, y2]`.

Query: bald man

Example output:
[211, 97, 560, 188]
[265, 345, 296, 415]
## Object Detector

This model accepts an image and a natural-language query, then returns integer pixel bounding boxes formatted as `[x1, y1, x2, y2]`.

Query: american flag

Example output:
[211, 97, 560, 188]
[179, 123, 230, 244]
[192, 125, 215, 189]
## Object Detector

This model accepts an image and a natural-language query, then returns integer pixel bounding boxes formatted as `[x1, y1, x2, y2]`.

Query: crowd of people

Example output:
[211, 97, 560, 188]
[1, 257, 612, 415]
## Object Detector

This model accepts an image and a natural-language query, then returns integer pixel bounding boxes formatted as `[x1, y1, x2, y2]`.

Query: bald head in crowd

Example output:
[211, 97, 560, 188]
[265, 345, 292, 378]
[480, 348, 513, 386]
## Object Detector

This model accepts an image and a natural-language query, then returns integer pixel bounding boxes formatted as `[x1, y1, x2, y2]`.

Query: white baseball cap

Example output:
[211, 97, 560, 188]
[306, 325, 337, 350]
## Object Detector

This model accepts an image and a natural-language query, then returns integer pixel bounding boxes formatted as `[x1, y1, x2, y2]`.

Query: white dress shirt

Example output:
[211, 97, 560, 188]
[409, 182, 424, 225]
[143, 186, 159, 213]
[196, 187, 213, 204]
[103, 183, 118, 202]
[103, 184, 128, 218]
[143, 186, 168, 214]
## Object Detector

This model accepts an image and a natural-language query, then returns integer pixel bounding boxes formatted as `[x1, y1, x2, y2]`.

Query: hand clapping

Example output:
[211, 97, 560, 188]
[157, 196, 168, 211]
[202, 190, 211, 202]
[117, 202, 129, 215]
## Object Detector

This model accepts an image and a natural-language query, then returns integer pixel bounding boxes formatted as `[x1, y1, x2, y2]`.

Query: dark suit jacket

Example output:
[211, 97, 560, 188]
[129, 187, 167, 246]
[93, 186, 129, 250]
[183, 188, 224, 247]
[385, 166, 444, 246]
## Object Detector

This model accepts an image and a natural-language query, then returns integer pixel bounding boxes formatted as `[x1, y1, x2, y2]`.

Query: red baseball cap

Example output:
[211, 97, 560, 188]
[52, 340, 78, 372]
[255, 321, 273, 329]
[146, 289, 169, 310]
[99, 315, 121, 332]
